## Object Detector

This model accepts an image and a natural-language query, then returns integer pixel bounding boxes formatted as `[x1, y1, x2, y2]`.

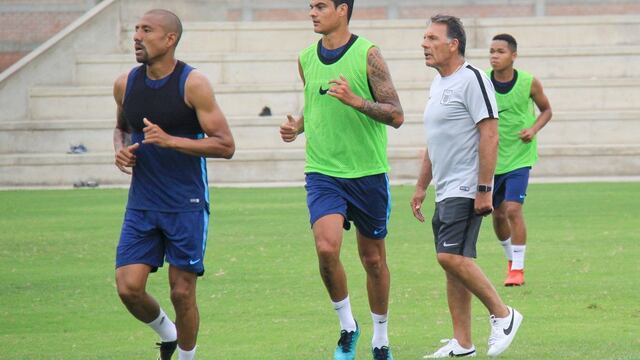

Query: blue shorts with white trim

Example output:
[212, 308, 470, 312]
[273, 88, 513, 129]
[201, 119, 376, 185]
[305, 172, 391, 239]
[116, 209, 209, 276]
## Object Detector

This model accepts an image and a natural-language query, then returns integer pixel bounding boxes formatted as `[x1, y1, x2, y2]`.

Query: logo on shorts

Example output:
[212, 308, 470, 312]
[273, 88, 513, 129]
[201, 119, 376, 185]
[189, 259, 201, 265]
[190, 198, 200, 204]
[373, 228, 385, 236]
[459, 186, 470, 191]
[519, 194, 526, 199]
[443, 242, 460, 247]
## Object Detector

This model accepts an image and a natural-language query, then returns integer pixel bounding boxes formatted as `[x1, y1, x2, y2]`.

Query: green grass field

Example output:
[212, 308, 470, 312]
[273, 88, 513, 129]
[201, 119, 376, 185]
[1, 183, 639, 359]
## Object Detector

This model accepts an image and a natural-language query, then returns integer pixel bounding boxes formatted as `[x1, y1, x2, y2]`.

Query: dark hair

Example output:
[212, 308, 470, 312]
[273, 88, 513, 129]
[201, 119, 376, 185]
[146, 9, 183, 46]
[430, 14, 466, 56]
[332, 0, 354, 22]
[492, 33, 517, 52]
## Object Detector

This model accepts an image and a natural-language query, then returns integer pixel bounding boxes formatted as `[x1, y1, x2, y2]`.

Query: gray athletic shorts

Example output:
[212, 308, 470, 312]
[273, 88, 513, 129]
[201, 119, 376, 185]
[431, 197, 483, 258]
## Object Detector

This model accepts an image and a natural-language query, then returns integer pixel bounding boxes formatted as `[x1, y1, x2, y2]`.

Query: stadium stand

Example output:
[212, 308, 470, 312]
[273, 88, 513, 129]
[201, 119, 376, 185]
[1, 0, 639, 186]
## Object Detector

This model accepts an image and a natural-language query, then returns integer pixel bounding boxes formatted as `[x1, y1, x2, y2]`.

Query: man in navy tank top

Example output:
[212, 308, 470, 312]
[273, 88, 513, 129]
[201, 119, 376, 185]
[112, 9, 235, 360]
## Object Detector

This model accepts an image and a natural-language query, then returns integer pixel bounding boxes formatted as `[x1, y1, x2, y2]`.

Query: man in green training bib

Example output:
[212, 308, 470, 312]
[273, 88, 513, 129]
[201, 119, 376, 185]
[280, 1, 403, 359]
[488, 33, 552, 286]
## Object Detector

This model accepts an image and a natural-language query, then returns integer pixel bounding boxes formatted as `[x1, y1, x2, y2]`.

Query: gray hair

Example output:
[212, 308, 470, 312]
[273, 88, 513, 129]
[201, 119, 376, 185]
[430, 14, 466, 56]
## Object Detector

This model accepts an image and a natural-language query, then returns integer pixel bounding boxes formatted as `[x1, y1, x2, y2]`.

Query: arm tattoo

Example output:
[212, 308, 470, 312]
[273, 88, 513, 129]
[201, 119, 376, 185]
[358, 48, 403, 125]
[114, 109, 132, 149]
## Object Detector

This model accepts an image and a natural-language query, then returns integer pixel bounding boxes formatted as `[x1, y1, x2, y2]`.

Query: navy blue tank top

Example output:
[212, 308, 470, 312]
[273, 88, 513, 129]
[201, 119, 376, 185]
[122, 61, 209, 212]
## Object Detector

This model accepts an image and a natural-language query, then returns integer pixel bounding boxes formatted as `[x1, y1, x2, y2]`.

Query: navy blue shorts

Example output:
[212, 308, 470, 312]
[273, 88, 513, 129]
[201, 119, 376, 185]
[305, 172, 391, 239]
[116, 209, 209, 276]
[493, 167, 531, 208]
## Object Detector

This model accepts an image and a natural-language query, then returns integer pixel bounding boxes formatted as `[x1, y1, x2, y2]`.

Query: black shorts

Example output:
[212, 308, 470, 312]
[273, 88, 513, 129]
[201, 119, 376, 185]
[431, 197, 483, 258]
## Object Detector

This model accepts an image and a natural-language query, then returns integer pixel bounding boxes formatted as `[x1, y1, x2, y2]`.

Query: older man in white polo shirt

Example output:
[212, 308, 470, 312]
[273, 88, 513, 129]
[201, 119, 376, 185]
[410, 14, 523, 358]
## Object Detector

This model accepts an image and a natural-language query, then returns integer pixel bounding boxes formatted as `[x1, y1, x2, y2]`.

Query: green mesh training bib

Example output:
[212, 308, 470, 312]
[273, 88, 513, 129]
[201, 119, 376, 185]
[300, 36, 388, 178]
[488, 69, 538, 175]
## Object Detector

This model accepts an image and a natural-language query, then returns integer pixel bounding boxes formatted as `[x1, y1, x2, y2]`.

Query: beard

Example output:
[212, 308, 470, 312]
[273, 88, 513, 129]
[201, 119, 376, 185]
[134, 43, 149, 64]
[135, 51, 149, 64]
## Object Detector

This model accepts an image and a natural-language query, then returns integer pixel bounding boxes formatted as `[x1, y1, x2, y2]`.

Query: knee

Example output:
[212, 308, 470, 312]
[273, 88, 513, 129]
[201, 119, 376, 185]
[493, 207, 508, 223]
[436, 252, 460, 271]
[360, 252, 385, 274]
[505, 205, 523, 222]
[170, 285, 195, 307]
[315, 238, 340, 264]
[116, 280, 145, 305]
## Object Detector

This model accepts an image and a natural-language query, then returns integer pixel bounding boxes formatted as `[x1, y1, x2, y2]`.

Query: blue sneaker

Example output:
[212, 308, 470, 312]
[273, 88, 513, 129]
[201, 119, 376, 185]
[334, 322, 360, 360]
[373, 346, 394, 360]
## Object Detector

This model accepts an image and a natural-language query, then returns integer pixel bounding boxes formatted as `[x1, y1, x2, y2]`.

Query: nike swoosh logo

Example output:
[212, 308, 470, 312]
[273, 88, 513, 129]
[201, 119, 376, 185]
[449, 349, 476, 357]
[443, 242, 459, 247]
[189, 259, 201, 265]
[498, 108, 510, 114]
[373, 228, 385, 236]
[377, 320, 387, 324]
[319, 86, 329, 95]
[503, 311, 515, 335]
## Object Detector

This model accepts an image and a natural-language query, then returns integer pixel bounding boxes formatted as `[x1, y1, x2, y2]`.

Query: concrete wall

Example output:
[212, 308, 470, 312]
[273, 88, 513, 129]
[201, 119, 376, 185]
[0, 0, 236, 121]
[1, 0, 639, 186]
[224, 0, 640, 21]
[0, 0, 102, 72]
[0, 0, 121, 121]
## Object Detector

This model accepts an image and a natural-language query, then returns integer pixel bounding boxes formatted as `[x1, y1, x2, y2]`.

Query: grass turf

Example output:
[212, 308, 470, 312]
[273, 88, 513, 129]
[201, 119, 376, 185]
[0, 182, 639, 359]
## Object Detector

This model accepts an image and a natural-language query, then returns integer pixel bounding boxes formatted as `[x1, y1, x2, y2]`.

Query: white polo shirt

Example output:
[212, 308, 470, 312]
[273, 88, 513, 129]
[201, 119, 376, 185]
[423, 61, 498, 202]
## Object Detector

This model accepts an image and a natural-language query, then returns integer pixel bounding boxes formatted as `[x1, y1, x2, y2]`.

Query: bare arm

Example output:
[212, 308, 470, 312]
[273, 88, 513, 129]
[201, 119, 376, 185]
[113, 73, 131, 152]
[281, 58, 305, 142]
[113, 72, 138, 175]
[415, 148, 433, 192]
[360, 47, 404, 128]
[475, 118, 499, 215]
[293, 58, 305, 134]
[143, 71, 235, 158]
[520, 77, 552, 143]
[326, 47, 404, 128]
[411, 148, 433, 222]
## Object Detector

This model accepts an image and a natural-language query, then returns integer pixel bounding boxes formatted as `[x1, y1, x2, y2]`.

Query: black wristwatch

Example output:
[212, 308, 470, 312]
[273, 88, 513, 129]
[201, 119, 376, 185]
[477, 184, 492, 192]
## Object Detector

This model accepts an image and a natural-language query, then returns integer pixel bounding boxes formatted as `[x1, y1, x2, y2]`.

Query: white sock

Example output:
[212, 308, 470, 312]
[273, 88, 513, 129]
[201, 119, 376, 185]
[178, 345, 196, 360]
[511, 245, 526, 270]
[500, 237, 513, 261]
[371, 312, 389, 349]
[146, 308, 177, 342]
[332, 296, 357, 332]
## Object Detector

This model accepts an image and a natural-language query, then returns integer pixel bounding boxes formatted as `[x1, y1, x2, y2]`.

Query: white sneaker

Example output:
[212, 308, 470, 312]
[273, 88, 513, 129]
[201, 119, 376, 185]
[487, 307, 523, 357]
[423, 339, 476, 358]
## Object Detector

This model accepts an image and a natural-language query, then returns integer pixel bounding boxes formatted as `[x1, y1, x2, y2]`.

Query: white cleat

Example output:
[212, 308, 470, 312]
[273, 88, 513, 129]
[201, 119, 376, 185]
[487, 306, 523, 357]
[423, 339, 477, 358]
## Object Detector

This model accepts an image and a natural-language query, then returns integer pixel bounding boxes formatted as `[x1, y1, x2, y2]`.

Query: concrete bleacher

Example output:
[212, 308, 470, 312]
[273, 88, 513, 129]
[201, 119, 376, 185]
[0, 1, 639, 187]
[0, 0, 101, 72]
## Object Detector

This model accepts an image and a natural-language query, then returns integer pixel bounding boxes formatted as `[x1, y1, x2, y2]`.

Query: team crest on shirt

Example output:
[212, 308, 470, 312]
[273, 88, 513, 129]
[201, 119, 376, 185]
[440, 89, 454, 104]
